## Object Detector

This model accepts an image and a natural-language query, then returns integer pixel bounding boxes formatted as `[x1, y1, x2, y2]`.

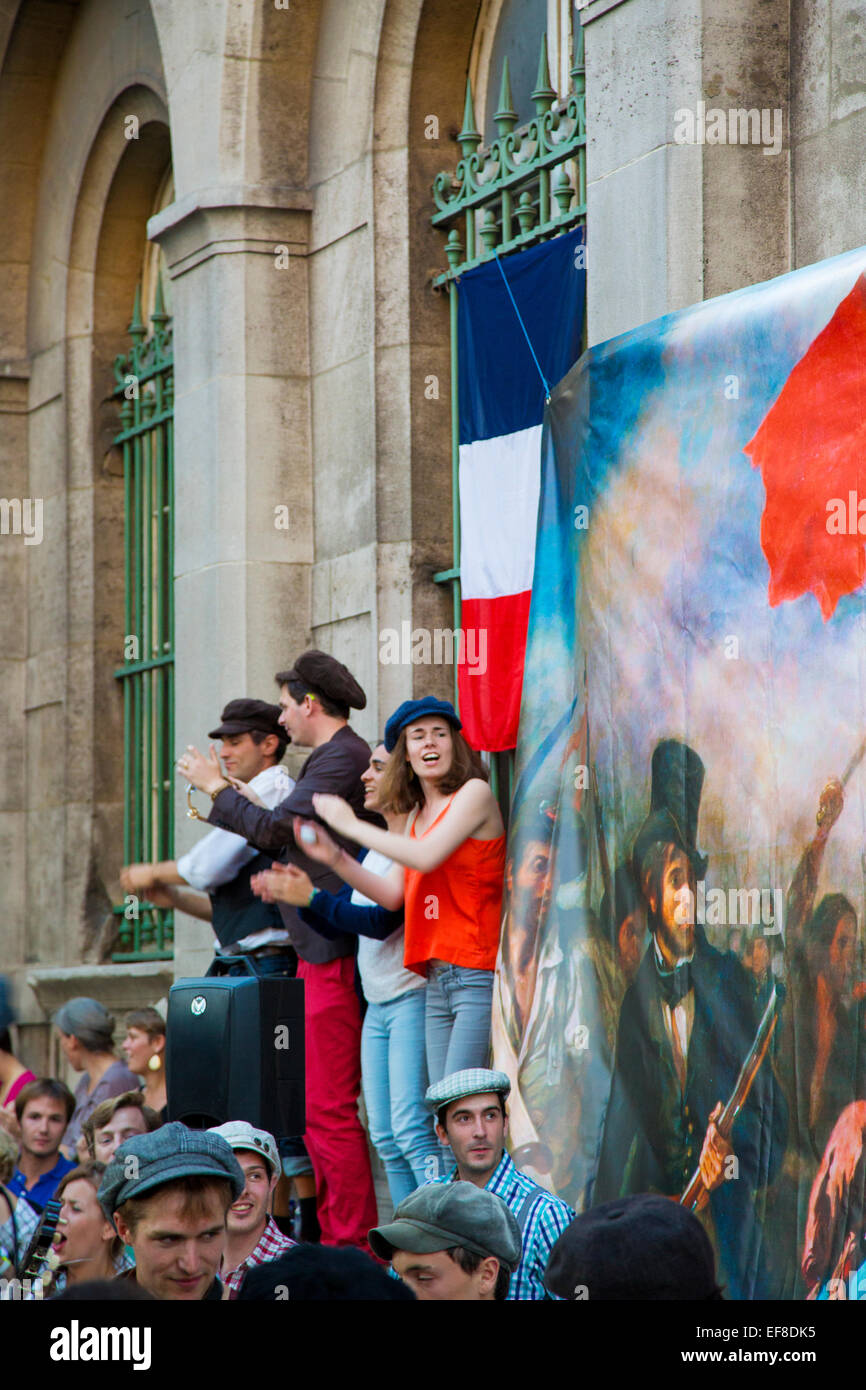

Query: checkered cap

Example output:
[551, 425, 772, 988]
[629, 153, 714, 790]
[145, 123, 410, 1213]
[425, 1068, 511, 1112]
[208, 1121, 280, 1178]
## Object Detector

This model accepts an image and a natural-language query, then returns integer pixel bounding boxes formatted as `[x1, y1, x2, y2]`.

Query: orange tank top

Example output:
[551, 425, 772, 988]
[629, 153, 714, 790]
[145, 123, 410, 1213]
[403, 798, 506, 976]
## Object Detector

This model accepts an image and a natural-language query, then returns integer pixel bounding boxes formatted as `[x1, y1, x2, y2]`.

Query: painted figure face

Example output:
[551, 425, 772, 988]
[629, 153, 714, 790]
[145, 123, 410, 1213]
[508, 838, 553, 940]
[828, 912, 857, 996]
[651, 845, 695, 965]
[749, 937, 770, 979]
[617, 907, 646, 983]
[391, 1247, 498, 1300]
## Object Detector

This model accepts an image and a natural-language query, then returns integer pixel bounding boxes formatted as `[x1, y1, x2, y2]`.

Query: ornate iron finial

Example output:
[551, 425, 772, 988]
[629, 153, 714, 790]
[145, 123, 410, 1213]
[553, 164, 574, 217]
[445, 227, 464, 270]
[151, 272, 168, 327]
[531, 34, 555, 115]
[128, 283, 145, 342]
[570, 21, 586, 95]
[516, 189, 536, 236]
[494, 57, 518, 138]
[458, 77, 482, 158]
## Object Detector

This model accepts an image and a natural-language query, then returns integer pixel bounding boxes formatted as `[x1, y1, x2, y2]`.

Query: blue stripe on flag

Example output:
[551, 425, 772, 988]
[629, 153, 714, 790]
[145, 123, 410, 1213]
[457, 226, 586, 446]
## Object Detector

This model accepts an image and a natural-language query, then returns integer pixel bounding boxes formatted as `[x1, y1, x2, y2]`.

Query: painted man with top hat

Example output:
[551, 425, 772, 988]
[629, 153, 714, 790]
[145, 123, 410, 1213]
[594, 739, 788, 1300]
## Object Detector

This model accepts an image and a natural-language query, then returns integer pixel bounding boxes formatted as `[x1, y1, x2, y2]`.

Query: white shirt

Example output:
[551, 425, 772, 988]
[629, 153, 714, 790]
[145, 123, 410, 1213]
[177, 763, 295, 952]
[177, 764, 294, 889]
[352, 849, 425, 1005]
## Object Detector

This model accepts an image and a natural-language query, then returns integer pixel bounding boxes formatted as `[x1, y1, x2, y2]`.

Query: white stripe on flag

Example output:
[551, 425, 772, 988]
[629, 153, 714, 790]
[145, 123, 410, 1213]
[458, 424, 543, 600]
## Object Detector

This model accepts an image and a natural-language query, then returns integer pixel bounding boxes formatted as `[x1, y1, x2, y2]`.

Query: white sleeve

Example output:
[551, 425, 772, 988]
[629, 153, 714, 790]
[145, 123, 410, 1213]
[176, 764, 296, 891]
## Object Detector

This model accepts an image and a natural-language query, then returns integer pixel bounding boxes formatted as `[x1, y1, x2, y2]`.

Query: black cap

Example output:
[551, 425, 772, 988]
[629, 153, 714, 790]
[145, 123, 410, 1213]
[279, 650, 366, 710]
[208, 698, 286, 741]
[543, 1194, 722, 1300]
[632, 739, 708, 884]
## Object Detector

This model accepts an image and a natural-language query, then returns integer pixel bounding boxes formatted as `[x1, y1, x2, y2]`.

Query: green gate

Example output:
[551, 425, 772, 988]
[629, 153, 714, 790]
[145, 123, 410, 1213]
[111, 281, 175, 960]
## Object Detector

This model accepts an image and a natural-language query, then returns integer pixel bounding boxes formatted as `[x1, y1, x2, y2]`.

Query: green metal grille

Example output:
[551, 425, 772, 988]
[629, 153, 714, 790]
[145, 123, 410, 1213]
[430, 26, 587, 814]
[112, 281, 175, 960]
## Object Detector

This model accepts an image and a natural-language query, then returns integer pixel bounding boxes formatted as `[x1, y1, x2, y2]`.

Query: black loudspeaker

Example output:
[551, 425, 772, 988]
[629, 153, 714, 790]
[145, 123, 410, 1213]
[166, 957, 305, 1137]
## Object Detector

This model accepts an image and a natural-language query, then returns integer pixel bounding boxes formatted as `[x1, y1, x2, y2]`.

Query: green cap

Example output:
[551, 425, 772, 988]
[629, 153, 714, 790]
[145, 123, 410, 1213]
[368, 1181, 521, 1269]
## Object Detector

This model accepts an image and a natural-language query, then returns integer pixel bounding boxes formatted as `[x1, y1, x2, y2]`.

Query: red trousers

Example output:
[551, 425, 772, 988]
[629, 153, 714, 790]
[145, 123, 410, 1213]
[297, 955, 378, 1247]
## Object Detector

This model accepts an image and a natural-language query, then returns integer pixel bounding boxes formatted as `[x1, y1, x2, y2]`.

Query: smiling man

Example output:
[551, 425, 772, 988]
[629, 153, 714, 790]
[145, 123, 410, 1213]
[120, 699, 293, 973]
[207, 1120, 295, 1297]
[426, 1069, 574, 1300]
[98, 1121, 244, 1301]
[8, 1080, 76, 1212]
[83, 1090, 161, 1164]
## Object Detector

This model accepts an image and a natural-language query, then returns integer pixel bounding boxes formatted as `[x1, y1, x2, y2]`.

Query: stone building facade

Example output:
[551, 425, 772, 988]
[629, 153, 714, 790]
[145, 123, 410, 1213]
[1, 0, 865, 1077]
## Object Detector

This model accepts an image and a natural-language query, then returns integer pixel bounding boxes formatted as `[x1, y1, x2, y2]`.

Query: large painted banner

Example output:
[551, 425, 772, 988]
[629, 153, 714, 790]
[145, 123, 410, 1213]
[493, 246, 866, 1300]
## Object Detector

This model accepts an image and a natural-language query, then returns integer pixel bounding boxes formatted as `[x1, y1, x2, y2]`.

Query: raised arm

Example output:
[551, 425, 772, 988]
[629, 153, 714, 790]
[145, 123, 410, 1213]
[312, 779, 500, 874]
[287, 820, 405, 910]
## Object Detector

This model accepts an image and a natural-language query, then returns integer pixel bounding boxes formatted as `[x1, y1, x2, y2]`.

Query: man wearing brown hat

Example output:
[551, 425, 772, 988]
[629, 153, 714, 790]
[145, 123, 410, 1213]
[179, 652, 380, 1250]
[121, 698, 293, 970]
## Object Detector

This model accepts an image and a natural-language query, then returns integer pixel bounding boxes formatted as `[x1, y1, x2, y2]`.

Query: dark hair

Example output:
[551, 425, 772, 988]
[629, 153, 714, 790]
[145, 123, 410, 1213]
[0, 1028, 11, 1055]
[49, 1279, 156, 1301]
[55, 1162, 125, 1264]
[82, 1090, 162, 1159]
[805, 893, 857, 979]
[446, 1245, 511, 1300]
[276, 674, 348, 721]
[637, 840, 675, 929]
[249, 727, 289, 762]
[437, 1093, 507, 1131]
[378, 724, 489, 815]
[125, 1008, 165, 1041]
[117, 1174, 234, 1238]
[15, 1077, 75, 1125]
[238, 1245, 416, 1300]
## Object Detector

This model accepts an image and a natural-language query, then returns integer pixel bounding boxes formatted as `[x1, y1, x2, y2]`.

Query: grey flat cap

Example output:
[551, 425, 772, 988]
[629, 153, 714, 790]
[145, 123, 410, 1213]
[425, 1068, 511, 1112]
[369, 1181, 521, 1270]
[98, 1121, 244, 1221]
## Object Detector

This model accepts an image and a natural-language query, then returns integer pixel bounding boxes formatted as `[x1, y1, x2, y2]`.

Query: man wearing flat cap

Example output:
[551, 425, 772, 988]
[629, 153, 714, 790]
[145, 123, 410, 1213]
[121, 697, 293, 970]
[98, 1122, 245, 1300]
[179, 652, 381, 1249]
[426, 1068, 574, 1299]
[594, 740, 787, 1301]
[369, 1181, 521, 1300]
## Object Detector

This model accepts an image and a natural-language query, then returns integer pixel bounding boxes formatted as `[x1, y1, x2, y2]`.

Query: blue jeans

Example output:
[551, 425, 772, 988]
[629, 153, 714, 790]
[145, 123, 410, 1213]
[361, 987, 441, 1207]
[424, 965, 494, 1089]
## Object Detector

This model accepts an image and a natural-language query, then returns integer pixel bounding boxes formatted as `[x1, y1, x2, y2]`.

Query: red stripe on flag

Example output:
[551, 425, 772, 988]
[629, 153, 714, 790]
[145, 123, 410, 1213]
[458, 592, 531, 753]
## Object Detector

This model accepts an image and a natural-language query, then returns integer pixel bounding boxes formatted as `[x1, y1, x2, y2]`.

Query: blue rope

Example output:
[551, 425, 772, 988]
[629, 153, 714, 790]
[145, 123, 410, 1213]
[493, 250, 551, 401]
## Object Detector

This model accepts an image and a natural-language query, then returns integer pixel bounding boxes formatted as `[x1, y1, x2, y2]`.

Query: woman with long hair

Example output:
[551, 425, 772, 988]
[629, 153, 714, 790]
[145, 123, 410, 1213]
[253, 741, 440, 1204]
[121, 1008, 167, 1117]
[295, 698, 505, 1085]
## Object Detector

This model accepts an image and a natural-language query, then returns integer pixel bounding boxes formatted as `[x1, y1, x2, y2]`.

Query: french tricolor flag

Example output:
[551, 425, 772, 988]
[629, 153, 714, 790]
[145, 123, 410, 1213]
[457, 227, 586, 751]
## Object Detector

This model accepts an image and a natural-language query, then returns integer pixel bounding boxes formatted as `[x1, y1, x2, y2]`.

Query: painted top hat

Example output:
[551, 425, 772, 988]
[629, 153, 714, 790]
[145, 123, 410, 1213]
[632, 739, 709, 887]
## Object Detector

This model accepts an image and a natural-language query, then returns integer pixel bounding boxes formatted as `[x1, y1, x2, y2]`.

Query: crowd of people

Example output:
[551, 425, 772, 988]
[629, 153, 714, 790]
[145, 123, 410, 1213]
[0, 646, 829, 1301]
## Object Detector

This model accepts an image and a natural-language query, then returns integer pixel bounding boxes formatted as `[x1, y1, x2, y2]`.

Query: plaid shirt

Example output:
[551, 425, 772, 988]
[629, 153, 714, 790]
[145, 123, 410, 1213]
[222, 1216, 296, 1298]
[434, 1151, 574, 1300]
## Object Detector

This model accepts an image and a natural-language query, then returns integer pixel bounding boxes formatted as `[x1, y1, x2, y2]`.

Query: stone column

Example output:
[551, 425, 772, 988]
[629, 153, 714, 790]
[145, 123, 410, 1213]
[148, 187, 314, 980]
[581, 0, 789, 345]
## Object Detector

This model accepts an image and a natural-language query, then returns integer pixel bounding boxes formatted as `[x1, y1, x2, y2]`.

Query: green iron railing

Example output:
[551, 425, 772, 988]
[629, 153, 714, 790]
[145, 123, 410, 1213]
[112, 280, 175, 960]
[430, 26, 587, 809]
